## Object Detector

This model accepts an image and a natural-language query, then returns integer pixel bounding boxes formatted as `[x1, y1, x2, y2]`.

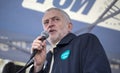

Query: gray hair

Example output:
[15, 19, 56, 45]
[45, 7, 71, 23]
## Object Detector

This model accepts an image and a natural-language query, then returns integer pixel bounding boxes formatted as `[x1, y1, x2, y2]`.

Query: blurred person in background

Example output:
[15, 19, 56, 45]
[2, 62, 25, 73]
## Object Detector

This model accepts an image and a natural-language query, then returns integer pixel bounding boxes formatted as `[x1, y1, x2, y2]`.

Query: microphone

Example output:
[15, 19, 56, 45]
[30, 31, 49, 60]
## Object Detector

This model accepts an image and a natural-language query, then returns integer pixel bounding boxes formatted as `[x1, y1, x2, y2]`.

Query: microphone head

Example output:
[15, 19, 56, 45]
[41, 31, 49, 39]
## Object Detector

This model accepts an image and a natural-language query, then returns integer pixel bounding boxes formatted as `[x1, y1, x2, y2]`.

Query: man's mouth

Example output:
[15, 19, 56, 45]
[49, 29, 56, 33]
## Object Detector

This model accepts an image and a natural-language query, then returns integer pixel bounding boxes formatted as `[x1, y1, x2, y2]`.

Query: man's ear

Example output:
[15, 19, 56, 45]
[68, 23, 73, 31]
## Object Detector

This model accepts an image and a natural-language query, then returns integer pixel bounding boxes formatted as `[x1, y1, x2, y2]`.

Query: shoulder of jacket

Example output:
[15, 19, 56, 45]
[77, 33, 97, 39]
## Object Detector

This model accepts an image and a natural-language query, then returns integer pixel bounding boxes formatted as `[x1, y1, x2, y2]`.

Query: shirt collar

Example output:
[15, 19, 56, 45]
[50, 41, 59, 53]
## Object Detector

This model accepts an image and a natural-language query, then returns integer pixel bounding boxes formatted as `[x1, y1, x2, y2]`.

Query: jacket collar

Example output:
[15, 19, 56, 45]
[56, 33, 76, 47]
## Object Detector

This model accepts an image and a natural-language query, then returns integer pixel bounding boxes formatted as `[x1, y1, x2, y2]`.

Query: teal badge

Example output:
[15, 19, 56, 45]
[61, 50, 70, 60]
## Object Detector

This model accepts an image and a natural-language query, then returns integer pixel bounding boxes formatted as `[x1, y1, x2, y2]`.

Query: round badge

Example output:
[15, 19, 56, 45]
[61, 50, 70, 60]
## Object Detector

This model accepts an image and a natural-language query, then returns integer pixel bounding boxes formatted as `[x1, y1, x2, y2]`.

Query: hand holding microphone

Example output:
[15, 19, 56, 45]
[31, 31, 49, 72]
[31, 31, 49, 60]
[16, 31, 49, 73]
[31, 31, 49, 63]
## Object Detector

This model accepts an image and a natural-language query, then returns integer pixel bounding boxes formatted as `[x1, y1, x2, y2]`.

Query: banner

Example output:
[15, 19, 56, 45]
[22, 0, 120, 31]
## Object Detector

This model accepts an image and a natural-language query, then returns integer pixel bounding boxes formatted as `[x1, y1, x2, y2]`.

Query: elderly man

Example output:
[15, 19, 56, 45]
[30, 8, 111, 73]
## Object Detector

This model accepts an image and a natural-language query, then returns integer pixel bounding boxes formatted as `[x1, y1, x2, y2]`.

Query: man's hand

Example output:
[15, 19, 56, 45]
[31, 36, 47, 72]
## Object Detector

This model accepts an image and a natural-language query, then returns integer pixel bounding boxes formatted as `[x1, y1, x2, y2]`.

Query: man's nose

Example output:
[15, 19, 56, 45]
[48, 19, 54, 28]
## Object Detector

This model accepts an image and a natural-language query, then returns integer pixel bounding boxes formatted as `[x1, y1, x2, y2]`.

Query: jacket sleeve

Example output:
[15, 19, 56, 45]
[81, 33, 111, 73]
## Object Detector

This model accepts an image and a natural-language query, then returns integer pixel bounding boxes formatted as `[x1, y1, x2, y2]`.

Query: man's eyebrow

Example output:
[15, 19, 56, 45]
[52, 16, 59, 18]
[44, 16, 59, 21]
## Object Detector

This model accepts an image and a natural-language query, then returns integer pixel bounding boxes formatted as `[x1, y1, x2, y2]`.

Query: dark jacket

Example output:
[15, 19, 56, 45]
[30, 33, 111, 73]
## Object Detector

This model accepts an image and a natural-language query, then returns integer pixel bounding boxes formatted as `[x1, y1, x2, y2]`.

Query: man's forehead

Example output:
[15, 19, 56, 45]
[42, 10, 62, 21]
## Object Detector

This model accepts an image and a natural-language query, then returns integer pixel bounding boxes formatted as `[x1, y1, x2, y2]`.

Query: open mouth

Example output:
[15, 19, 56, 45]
[49, 29, 57, 34]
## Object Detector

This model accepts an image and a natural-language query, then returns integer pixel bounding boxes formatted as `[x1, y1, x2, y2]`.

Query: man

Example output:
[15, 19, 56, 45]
[30, 8, 111, 73]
